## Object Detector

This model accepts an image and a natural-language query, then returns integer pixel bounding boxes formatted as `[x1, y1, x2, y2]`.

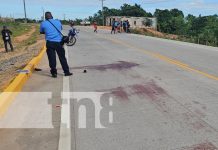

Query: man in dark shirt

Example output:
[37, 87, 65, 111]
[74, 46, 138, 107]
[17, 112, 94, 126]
[127, 20, 130, 33]
[40, 12, 72, 78]
[111, 19, 116, 34]
[1, 26, 13, 52]
[123, 21, 127, 33]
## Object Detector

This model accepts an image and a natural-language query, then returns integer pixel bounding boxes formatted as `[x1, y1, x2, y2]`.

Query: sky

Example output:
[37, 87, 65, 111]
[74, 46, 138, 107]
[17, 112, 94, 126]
[0, 0, 217, 20]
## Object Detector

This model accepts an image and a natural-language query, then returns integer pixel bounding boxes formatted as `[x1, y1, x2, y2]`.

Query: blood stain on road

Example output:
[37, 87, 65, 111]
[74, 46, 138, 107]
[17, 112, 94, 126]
[179, 142, 218, 150]
[191, 121, 206, 130]
[72, 61, 139, 71]
[129, 80, 167, 100]
[100, 80, 167, 102]
[111, 87, 129, 100]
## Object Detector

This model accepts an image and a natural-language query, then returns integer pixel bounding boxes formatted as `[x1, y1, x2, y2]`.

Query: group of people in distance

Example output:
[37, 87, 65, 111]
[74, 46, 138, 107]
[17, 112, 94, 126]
[92, 19, 131, 34]
[111, 19, 130, 34]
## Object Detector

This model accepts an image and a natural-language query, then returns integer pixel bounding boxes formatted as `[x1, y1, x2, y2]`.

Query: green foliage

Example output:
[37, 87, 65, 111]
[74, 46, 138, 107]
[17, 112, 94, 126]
[0, 22, 32, 48]
[61, 20, 70, 25]
[0, 22, 31, 37]
[88, 3, 152, 25]
[25, 25, 39, 46]
[74, 18, 83, 25]
[154, 9, 185, 34]
[15, 18, 37, 23]
[88, 3, 218, 47]
[154, 9, 218, 47]
[143, 18, 153, 26]
[120, 4, 151, 17]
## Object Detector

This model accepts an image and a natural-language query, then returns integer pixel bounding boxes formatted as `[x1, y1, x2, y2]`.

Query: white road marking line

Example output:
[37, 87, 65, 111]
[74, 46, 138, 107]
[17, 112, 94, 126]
[109, 97, 113, 124]
[58, 45, 71, 150]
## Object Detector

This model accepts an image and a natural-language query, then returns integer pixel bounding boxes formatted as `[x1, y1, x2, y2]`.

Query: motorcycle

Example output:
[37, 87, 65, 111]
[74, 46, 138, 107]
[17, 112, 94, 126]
[66, 29, 79, 46]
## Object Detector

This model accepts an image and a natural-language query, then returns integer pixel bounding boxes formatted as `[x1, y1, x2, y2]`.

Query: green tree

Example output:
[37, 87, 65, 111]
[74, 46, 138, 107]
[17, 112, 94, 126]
[154, 9, 186, 34]
[89, 3, 218, 47]
[120, 4, 152, 17]
[154, 9, 173, 33]
[74, 18, 83, 25]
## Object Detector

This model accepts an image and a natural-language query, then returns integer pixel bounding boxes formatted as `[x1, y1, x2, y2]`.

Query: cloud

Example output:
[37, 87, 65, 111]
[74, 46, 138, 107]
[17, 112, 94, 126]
[0, 0, 217, 19]
[141, 0, 175, 4]
[35, 0, 101, 7]
[188, 0, 218, 9]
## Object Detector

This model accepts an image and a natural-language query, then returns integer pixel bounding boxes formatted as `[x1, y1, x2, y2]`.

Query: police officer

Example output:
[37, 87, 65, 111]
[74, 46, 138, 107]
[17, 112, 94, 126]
[1, 26, 13, 52]
[40, 12, 72, 78]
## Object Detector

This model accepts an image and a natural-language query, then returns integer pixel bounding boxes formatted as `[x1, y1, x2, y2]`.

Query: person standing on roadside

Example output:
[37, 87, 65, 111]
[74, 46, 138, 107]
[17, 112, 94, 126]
[93, 21, 98, 33]
[117, 21, 121, 33]
[111, 19, 116, 34]
[40, 12, 72, 78]
[127, 20, 130, 33]
[1, 26, 13, 52]
[114, 21, 119, 33]
[123, 21, 127, 33]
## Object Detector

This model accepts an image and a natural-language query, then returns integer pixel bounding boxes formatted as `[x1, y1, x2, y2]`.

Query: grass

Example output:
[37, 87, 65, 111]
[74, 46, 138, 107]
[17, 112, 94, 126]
[0, 22, 42, 53]
[0, 22, 31, 37]
[0, 23, 43, 92]
[0, 22, 32, 48]
[23, 25, 40, 46]
[6, 24, 41, 53]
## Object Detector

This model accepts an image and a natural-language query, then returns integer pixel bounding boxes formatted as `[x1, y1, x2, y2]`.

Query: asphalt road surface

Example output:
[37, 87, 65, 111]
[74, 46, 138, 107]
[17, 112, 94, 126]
[1, 26, 218, 150]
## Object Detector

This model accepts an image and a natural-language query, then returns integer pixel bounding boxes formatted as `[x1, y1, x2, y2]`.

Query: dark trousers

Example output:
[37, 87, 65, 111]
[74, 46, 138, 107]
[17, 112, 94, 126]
[46, 41, 70, 75]
[4, 40, 13, 52]
[123, 26, 127, 33]
[111, 27, 116, 34]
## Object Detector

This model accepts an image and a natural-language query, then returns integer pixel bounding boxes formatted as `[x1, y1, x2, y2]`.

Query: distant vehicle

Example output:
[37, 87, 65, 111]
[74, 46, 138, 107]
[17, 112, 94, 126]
[80, 20, 91, 26]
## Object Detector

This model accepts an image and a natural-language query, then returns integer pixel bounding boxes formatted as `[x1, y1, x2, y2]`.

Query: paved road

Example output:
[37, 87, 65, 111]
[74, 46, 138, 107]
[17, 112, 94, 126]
[1, 26, 218, 150]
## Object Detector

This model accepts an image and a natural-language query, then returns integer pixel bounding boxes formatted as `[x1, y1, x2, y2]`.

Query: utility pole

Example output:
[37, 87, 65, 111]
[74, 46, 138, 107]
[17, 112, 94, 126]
[42, 7, 45, 21]
[100, 0, 106, 26]
[63, 14, 66, 21]
[23, 0, 27, 23]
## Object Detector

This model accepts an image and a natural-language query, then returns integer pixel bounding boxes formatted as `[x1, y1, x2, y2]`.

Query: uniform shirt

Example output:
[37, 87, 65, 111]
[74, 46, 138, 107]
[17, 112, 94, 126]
[40, 19, 62, 42]
[1, 29, 12, 41]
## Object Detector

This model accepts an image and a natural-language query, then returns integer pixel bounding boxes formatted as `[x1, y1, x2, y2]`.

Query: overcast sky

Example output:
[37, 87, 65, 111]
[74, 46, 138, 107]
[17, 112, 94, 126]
[0, 0, 217, 19]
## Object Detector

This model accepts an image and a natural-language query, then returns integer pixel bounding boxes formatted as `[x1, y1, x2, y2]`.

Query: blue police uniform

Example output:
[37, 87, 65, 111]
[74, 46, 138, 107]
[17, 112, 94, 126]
[40, 19, 70, 76]
[40, 19, 62, 42]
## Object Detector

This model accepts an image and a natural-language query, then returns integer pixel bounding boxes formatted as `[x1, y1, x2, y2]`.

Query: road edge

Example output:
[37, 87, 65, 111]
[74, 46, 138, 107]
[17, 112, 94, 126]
[0, 45, 46, 117]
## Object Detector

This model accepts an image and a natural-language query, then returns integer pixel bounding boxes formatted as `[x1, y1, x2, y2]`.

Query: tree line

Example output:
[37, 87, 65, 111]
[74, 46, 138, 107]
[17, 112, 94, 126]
[85, 3, 218, 47]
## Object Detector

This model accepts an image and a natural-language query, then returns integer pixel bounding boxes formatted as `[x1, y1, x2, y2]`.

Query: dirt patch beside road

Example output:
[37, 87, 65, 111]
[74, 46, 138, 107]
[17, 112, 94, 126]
[0, 24, 44, 91]
[0, 26, 37, 52]
[14, 26, 36, 43]
[0, 40, 44, 91]
[98, 26, 178, 40]
[98, 26, 112, 30]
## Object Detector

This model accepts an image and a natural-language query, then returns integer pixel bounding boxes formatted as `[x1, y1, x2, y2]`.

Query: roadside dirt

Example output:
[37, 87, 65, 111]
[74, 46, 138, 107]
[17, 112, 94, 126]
[0, 26, 44, 91]
[14, 26, 36, 43]
[145, 28, 178, 39]
[98, 26, 112, 30]
[0, 26, 36, 52]
[98, 26, 178, 40]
